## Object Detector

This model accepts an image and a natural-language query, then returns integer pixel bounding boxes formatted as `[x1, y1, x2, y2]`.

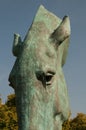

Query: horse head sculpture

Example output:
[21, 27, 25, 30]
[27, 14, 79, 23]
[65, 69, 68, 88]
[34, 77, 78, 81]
[9, 5, 71, 130]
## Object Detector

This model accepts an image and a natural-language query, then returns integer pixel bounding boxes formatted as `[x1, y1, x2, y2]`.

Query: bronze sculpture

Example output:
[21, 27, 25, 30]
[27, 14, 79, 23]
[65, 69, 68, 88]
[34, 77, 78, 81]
[9, 5, 71, 130]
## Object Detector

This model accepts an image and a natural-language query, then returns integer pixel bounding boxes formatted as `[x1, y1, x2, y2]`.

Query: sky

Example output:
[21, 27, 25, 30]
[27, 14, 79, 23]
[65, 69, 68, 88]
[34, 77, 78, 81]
[0, 0, 86, 118]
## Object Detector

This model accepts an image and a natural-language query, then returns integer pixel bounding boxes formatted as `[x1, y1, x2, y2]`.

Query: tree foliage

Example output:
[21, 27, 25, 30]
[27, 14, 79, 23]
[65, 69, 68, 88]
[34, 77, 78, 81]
[62, 113, 86, 130]
[0, 94, 18, 130]
[0, 94, 86, 130]
[70, 113, 86, 130]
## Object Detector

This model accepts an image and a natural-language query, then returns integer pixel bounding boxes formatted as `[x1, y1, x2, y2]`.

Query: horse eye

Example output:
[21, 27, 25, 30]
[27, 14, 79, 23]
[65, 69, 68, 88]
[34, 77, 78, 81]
[45, 72, 55, 85]
[36, 71, 43, 81]
[36, 70, 55, 86]
[45, 74, 53, 82]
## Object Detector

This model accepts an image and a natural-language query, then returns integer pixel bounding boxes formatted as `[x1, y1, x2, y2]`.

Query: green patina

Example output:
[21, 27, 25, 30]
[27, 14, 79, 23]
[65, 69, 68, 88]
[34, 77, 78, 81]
[9, 5, 71, 130]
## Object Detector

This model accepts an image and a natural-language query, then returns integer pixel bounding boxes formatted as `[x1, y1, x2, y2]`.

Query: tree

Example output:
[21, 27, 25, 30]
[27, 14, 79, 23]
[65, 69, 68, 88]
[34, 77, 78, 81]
[0, 94, 18, 130]
[70, 113, 86, 130]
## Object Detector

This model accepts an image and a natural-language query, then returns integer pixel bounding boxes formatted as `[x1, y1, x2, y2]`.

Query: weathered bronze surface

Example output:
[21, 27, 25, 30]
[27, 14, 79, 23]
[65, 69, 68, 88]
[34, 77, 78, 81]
[9, 5, 71, 130]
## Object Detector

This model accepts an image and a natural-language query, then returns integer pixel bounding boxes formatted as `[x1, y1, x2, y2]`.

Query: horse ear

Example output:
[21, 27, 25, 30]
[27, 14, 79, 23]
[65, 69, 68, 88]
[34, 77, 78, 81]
[12, 33, 22, 57]
[51, 16, 71, 46]
[61, 37, 70, 66]
[51, 16, 71, 66]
